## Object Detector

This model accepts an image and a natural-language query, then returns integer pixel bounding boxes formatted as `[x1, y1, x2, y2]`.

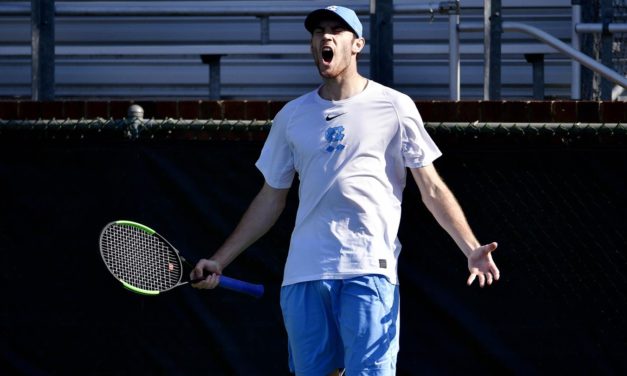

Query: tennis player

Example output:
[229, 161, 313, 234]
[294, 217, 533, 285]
[192, 5, 500, 376]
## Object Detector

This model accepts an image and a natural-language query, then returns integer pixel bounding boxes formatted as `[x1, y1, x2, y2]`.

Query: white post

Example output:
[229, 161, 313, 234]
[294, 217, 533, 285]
[449, 12, 460, 100]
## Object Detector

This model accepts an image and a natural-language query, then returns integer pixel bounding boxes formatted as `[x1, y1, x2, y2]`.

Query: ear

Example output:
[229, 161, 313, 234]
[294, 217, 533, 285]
[352, 37, 365, 54]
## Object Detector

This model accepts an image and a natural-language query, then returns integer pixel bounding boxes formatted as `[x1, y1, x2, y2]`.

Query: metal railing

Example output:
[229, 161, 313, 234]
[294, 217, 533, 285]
[572, 5, 627, 100]
[1, 1, 626, 100]
[459, 21, 627, 99]
[2, 1, 459, 100]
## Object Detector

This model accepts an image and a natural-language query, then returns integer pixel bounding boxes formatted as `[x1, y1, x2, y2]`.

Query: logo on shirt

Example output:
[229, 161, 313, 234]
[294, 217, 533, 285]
[324, 126, 346, 152]
[325, 113, 346, 121]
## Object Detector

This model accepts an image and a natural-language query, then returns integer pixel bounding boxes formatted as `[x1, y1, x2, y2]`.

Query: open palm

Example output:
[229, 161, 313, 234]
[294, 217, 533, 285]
[467, 242, 500, 287]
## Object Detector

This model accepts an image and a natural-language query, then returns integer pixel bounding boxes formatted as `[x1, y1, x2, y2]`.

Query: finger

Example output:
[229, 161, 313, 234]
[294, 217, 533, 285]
[191, 262, 210, 280]
[190, 267, 202, 282]
[478, 273, 486, 287]
[467, 273, 477, 286]
[486, 272, 493, 285]
[191, 277, 210, 289]
[483, 242, 498, 255]
[209, 273, 221, 288]
[190, 273, 206, 287]
[492, 265, 501, 281]
[190, 264, 209, 287]
[199, 273, 221, 289]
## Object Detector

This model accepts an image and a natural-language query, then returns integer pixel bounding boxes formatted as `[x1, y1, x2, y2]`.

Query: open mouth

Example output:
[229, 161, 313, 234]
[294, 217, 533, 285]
[321, 46, 334, 63]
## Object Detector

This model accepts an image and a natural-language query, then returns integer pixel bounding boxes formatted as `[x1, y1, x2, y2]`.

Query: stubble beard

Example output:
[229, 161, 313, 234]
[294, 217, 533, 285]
[314, 51, 353, 80]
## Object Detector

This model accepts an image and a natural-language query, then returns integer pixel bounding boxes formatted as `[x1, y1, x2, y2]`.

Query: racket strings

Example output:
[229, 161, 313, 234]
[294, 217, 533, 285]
[101, 224, 182, 292]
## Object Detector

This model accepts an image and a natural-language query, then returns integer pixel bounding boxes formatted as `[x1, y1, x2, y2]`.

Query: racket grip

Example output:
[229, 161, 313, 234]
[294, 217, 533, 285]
[219, 276, 264, 298]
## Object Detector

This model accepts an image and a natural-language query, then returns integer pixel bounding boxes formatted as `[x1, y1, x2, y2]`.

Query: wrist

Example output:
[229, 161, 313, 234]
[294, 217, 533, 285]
[463, 241, 481, 258]
[207, 257, 225, 274]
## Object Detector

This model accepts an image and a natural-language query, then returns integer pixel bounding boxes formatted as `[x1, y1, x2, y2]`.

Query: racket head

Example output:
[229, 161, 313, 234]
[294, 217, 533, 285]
[99, 220, 185, 295]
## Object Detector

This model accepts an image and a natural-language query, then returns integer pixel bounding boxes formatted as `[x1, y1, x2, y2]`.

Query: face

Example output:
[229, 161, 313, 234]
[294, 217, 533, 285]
[310, 20, 364, 79]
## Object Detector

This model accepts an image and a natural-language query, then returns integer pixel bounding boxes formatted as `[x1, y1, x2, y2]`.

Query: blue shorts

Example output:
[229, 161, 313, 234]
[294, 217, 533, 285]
[280, 275, 400, 376]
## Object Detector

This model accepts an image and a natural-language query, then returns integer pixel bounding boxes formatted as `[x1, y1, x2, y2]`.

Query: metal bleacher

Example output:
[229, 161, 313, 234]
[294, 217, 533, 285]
[0, 0, 576, 100]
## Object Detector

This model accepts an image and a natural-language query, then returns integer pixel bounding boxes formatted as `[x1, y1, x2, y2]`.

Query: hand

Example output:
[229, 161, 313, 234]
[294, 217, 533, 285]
[467, 242, 500, 287]
[190, 259, 223, 289]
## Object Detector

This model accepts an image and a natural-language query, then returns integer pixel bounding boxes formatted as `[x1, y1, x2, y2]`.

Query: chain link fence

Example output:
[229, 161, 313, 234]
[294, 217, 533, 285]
[1, 118, 626, 145]
[1, 114, 626, 373]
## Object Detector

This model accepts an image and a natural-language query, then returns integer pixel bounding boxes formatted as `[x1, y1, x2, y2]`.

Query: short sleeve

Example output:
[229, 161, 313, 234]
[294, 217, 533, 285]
[397, 95, 442, 168]
[255, 106, 296, 188]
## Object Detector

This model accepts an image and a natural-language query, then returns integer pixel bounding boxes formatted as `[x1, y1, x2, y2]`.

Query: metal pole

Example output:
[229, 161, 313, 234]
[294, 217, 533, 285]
[483, 0, 491, 99]
[483, 0, 502, 99]
[600, 0, 613, 100]
[489, 0, 502, 99]
[571, 1, 581, 99]
[525, 54, 545, 99]
[201, 55, 222, 100]
[126, 104, 144, 140]
[370, 0, 394, 87]
[580, 0, 598, 100]
[259, 16, 270, 44]
[31, 0, 55, 101]
[449, 10, 460, 100]
[577, 23, 627, 33]
[210, 58, 221, 100]
[1, 2, 453, 17]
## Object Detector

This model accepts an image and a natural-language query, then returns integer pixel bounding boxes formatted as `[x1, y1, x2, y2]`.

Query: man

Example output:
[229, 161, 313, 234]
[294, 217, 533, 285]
[192, 5, 500, 376]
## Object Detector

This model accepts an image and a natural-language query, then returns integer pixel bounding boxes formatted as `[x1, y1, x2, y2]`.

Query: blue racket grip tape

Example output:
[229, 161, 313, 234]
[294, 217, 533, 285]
[219, 276, 264, 298]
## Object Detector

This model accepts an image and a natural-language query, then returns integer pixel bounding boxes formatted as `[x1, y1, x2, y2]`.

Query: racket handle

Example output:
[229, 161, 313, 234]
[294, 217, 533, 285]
[219, 276, 264, 298]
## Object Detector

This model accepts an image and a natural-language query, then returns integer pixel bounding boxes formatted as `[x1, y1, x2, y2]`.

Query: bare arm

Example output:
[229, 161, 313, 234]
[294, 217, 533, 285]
[410, 164, 500, 287]
[191, 182, 289, 288]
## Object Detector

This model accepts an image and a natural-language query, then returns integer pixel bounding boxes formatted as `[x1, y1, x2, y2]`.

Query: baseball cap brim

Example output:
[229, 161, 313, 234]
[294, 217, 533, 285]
[304, 9, 361, 38]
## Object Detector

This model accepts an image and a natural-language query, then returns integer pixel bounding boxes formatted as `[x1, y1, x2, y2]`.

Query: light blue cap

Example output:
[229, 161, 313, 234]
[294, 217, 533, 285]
[305, 5, 363, 38]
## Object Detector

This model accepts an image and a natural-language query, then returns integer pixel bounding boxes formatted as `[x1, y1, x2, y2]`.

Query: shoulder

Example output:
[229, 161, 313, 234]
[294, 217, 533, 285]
[274, 89, 318, 122]
[382, 83, 416, 109]
[367, 81, 416, 110]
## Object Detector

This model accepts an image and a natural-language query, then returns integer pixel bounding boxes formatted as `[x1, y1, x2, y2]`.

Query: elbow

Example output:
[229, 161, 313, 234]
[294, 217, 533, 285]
[421, 181, 453, 212]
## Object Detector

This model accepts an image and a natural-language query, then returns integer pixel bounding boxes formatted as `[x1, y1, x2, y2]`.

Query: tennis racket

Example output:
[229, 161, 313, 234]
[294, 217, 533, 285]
[99, 220, 264, 298]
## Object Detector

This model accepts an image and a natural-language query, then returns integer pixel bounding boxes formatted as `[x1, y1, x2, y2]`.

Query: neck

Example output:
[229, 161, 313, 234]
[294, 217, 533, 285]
[319, 72, 368, 101]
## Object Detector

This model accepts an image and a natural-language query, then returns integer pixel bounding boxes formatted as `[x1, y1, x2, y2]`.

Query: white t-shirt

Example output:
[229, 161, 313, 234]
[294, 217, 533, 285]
[256, 80, 442, 286]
